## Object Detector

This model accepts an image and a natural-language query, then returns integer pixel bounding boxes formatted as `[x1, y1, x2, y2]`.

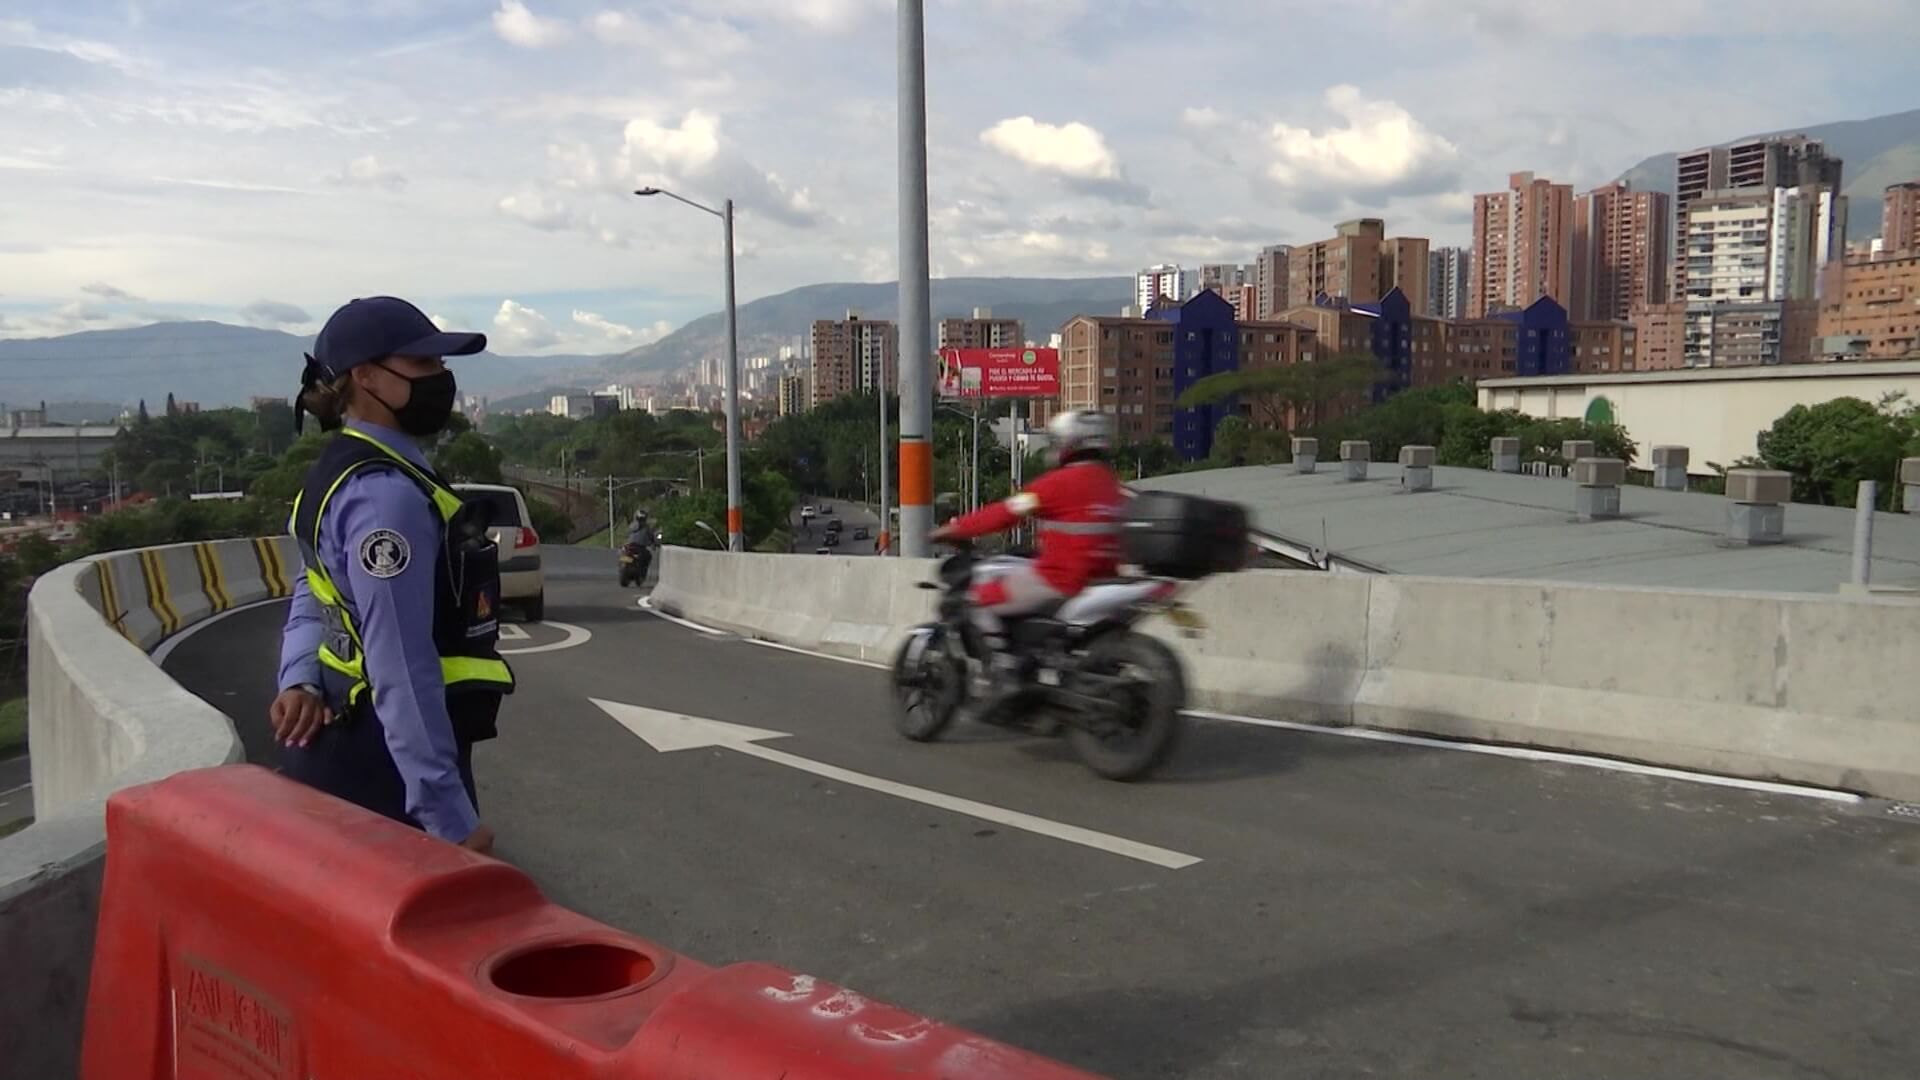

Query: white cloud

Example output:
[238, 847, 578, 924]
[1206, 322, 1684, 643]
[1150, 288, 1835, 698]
[699, 0, 882, 31]
[586, 10, 751, 69]
[616, 110, 820, 227]
[571, 309, 673, 348]
[323, 154, 407, 191]
[492, 0, 571, 48]
[497, 190, 576, 231]
[1266, 85, 1460, 199]
[239, 299, 311, 327]
[980, 116, 1120, 181]
[492, 299, 559, 350]
[620, 111, 722, 176]
[496, 190, 629, 247]
[81, 281, 142, 302]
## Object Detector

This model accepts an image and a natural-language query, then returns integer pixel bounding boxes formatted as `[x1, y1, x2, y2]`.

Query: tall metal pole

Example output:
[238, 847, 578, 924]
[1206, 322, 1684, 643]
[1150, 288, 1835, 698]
[970, 401, 980, 512]
[896, 0, 933, 557]
[878, 381, 890, 554]
[722, 199, 744, 552]
[607, 475, 616, 550]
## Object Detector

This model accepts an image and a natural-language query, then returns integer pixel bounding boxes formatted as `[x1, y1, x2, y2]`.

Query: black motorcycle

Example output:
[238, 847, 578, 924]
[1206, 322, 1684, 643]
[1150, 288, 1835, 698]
[618, 541, 652, 587]
[889, 493, 1247, 780]
[890, 544, 1214, 780]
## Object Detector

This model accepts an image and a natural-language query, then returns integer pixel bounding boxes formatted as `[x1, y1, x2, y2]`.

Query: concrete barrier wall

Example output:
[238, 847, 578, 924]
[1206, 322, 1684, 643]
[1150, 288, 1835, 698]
[0, 536, 297, 1079]
[655, 548, 1920, 799]
[652, 547, 937, 663]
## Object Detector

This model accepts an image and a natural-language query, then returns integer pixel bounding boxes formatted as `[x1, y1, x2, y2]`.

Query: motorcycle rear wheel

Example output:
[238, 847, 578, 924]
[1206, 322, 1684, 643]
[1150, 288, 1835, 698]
[890, 624, 966, 742]
[1067, 632, 1185, 780]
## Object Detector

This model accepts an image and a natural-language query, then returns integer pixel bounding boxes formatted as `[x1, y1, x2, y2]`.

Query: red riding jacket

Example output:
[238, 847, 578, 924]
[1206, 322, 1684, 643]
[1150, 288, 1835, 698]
[940, 459, 1126, 594]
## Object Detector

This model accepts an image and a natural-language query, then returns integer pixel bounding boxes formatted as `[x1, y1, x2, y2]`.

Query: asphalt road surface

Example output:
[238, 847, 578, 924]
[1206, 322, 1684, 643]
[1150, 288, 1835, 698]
[793, 497, 883, 555]
[163, 577, 1920, 1079]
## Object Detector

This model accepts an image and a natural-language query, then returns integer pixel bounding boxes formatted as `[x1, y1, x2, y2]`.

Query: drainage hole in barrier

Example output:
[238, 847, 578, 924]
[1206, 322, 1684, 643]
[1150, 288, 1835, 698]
[490, 942, 656, 999]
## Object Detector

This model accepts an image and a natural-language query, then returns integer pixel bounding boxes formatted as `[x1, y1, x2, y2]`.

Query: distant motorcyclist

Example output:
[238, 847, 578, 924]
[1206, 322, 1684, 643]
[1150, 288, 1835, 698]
[928, 410, 1126, 639]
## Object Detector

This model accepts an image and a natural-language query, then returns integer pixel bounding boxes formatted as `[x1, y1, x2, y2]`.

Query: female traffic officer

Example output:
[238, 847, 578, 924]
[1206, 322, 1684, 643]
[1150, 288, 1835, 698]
[269, 296, 514, 853]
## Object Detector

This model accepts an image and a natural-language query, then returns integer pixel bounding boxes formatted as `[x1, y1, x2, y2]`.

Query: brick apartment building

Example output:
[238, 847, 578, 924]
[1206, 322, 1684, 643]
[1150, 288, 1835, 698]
[1817, 251, 1920, 360]
[1285, 219, 1431, 313]
[937, 308, 1024, 350]
[1473, 171, 1575, 318]
[1058, 315, 1180, 445]
[1884, 182, 1920, 256]
[1573, 181, 1670, 322]
[809, 313, 897, 407]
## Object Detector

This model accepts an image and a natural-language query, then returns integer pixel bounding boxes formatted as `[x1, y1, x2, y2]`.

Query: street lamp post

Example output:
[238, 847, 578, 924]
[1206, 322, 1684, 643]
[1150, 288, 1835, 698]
[693, 519, 725, 550]
[636, 186, 743, 553]
[896, 0, 934, 557]
[938, 402, 981, 512]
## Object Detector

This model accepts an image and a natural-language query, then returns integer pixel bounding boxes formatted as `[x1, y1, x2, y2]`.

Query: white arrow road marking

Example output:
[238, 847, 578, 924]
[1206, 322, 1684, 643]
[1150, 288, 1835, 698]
[500, 621, 592, 655]
[498, 623, 531, 641]
[591, 699, 1202, 870]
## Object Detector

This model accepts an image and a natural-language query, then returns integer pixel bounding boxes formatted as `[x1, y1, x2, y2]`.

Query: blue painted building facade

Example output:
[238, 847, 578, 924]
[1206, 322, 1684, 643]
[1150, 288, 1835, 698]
[1497, 296, 1574, 377]
[1160, 290, 1241, 461]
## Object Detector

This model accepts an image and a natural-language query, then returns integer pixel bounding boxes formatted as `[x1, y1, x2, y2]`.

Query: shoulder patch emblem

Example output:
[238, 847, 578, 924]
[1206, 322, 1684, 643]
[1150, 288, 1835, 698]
[358, 529, 411, 579]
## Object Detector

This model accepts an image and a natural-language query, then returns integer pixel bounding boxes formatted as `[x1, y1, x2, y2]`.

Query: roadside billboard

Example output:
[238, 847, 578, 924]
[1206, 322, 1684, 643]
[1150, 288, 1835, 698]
[937, 347, 1060, 400]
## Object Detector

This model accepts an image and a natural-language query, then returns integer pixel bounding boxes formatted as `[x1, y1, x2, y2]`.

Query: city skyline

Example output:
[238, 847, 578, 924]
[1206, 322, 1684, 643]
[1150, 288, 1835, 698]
[3, 1, 1917, 356]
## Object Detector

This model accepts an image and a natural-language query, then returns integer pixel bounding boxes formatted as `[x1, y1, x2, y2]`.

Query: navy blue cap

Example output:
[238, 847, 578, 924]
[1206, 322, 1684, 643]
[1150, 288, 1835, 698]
[310, 296, 486, 378]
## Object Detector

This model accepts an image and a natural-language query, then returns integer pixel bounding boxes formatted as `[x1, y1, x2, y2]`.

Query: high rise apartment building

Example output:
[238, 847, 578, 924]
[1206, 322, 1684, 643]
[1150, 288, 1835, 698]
[1675, 136, 1843, 223]
[777, 373, 809, 416]
[1288, 219, 1383, 308]
[1135, 264, 1193, 311]
[1253, 245, 1292, 318]
[938, 308, 1024, 350]
[1572, 181, 1670, 321]
[1197, 263, 1253, 293]
[1673, 136, 1844, 294]
[1881, 181, 1920, 256]
[809, 312, 897, 407]
[1472, 171, 1575, 318]
[1380, 236, 1431, 317]
[1427, 247, 1472, 319]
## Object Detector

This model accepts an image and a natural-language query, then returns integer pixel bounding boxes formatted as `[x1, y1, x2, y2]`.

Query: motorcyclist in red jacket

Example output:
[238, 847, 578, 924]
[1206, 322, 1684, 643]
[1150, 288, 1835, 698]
[928, 410, 1127, 638]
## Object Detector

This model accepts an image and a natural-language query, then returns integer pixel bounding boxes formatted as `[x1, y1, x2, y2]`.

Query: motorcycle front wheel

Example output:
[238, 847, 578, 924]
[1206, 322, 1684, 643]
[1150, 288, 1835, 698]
[1068, 631, 1186, 780]
[890, 624, 967, 742]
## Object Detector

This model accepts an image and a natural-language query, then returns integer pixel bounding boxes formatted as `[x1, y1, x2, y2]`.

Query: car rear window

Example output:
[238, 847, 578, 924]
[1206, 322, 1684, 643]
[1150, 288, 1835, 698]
[462, 489, 524, 526]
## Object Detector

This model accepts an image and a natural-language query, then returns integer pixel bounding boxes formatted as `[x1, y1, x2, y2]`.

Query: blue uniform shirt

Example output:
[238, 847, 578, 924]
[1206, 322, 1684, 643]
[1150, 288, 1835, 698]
[277, 418, 479, 841]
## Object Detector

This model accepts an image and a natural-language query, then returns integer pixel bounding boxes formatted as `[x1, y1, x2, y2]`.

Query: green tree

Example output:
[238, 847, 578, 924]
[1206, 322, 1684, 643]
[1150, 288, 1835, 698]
[1751, 395, 1919, 507]
[433, 431, 504, 484]
[1177, 353, 1382, 432]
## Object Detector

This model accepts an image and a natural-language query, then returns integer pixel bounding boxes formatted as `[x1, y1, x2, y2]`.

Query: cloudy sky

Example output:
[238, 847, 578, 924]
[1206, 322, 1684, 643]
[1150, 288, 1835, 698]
[1, 0, 1914, 354]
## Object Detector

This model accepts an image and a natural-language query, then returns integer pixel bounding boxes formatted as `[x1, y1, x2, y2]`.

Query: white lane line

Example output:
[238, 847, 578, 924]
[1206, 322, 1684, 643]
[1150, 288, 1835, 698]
[592, 698, 1202, 870]
[743, 636, 888, 671]
[499, 621, 592, 655]
[632, 596, 1863, 806]
[151, 597, 287, 665]
[0, 782, 30, 798]
[497, 623, 531, 641]
[1184, 710, 1864, 805]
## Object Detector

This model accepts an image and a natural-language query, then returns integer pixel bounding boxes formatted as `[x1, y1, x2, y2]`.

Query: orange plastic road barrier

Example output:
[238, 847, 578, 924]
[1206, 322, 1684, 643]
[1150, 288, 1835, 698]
[81, 766, 1103, 1079]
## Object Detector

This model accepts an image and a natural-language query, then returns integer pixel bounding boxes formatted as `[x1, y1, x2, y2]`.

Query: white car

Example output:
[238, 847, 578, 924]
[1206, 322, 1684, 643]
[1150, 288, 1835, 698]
[801, 505, 817, 520]
[452, 483, 545, 622]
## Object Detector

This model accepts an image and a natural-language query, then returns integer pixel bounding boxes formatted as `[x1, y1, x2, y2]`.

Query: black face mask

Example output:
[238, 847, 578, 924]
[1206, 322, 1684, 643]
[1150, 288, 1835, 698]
[373, 363, 458, 437]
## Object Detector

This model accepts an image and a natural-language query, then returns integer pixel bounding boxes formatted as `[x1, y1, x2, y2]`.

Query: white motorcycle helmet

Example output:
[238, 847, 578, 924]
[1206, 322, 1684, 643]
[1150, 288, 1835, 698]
[1045, 409, 1114, 467]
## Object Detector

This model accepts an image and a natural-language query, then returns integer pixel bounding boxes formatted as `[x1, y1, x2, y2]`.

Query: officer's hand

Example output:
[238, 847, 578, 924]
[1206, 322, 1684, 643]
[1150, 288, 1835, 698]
[458, 823, 496, 855]
[269, 688, 330, 748]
